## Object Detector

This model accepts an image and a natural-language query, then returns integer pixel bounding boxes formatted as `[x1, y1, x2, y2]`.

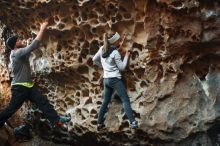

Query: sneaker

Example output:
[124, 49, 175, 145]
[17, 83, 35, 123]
[97, 123, 105, 131]
[56, 115, 71, 126]
[130, 121, 137, 129]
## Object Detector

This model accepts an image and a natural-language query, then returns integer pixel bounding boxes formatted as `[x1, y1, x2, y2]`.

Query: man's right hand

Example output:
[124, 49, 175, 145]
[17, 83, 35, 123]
[40, 22, 48, 30]
[35, 21, 49, 41]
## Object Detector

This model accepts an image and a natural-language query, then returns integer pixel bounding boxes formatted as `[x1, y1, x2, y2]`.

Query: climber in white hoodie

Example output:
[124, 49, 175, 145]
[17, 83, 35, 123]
[92, 32, 137, 130]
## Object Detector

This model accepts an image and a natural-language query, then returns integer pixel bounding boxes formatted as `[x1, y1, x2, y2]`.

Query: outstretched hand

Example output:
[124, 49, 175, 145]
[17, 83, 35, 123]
[35, 21, 49, 41]
[40, 22, 48, 30]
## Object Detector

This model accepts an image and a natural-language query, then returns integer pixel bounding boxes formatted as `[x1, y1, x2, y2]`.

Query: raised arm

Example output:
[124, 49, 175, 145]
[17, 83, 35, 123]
[114, 50, 130, 71]
[35, 22, 48, 41]
[14, 22, 48, 58]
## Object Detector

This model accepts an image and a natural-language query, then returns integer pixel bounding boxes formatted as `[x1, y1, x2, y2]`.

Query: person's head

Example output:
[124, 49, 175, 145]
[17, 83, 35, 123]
[107, 32, 121, 46]
[6, 36, 24, 50]
[103, 32, 121, 54]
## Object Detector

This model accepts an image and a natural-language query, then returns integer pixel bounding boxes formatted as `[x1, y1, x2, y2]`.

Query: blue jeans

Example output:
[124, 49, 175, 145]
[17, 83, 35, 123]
[97, 78, 135, 124]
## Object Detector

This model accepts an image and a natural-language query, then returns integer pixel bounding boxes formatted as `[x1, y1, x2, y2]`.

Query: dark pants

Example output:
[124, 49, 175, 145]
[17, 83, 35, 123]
[0, 85, 59, 126]
[97, 78, 135, 124]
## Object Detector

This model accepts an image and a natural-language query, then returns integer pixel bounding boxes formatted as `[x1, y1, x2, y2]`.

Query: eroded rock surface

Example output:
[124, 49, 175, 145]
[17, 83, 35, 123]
[0, 0, 220, 145]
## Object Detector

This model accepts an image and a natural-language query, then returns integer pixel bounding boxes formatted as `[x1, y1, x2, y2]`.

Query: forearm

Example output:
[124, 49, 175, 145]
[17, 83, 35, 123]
[122, 55, 129, 68]
[35, 28, 46, 41]
[35, 22, 48, 41]
[115, 52, 129, 71]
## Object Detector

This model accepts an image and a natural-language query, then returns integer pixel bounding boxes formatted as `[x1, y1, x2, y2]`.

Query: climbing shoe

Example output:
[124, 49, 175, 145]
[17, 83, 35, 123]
[97, 123, 105, 131]
[130, 121, 138, 129]
[56, 115, 71, 126]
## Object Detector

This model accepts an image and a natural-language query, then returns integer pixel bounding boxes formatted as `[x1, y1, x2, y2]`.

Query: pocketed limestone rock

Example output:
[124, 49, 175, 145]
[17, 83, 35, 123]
[0, 0, 220, 145]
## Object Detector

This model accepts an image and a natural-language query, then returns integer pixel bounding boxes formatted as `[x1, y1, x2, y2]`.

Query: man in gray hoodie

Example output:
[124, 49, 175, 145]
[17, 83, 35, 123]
[0, 22, 70, 128]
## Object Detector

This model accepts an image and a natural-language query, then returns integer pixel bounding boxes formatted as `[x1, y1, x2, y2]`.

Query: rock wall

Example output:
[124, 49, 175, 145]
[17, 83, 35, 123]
[0, 0, 220, 145]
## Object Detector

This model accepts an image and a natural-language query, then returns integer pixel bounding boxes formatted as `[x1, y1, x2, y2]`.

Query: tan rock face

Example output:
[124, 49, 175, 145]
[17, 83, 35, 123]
[0, 0, 220, 145]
